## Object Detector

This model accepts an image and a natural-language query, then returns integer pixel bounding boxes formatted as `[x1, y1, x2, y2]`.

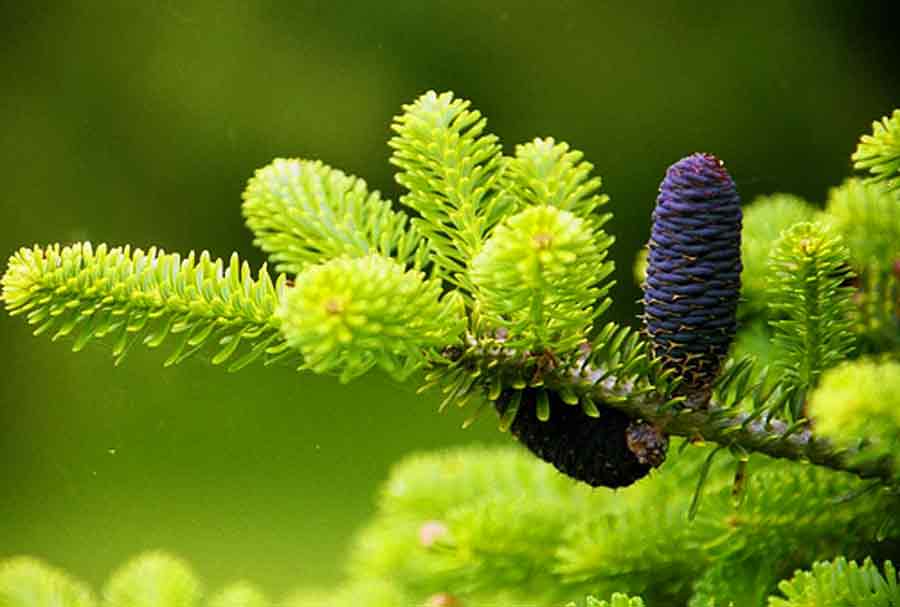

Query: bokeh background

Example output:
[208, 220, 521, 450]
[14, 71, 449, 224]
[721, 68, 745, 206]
[1, 0, 898, 595]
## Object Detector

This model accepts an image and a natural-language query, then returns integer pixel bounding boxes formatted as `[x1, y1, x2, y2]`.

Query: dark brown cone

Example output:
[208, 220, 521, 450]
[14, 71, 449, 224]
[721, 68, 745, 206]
[495, 388, 667, 488]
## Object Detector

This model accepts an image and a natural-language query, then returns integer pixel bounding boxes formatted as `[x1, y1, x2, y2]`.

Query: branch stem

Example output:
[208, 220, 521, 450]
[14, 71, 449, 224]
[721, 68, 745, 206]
[448, 337, 896, 484]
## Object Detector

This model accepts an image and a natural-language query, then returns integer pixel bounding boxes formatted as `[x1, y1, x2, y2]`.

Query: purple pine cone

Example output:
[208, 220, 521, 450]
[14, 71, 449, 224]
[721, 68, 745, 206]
[643, 153, 742, 395]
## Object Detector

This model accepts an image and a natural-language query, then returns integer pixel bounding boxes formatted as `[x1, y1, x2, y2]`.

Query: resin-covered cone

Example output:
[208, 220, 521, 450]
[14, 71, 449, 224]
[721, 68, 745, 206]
[643, 153, 742, 395]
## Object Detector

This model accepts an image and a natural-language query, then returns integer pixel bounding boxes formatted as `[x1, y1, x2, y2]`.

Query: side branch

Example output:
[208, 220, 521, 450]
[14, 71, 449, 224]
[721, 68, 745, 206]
[444, 339, 896, 484]
[592, 376, 894, 482]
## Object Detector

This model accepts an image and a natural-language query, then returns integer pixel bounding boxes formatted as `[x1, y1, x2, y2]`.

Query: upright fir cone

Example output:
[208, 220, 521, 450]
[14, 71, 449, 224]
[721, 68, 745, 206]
[643, 153, 742, 398]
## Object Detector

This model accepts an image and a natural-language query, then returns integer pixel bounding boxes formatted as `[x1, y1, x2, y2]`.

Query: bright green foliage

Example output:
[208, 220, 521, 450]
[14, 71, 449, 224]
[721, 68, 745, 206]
[853, 109, 900, 191]
[346, 444, 899, 607]
[389, 90, 512, 290]
[633, 246, 649, 286]
[103, 552, 201, 607]
[0, 557, 95, 607]
[5, 94, 900, 607]
[769, 557, 899, 607]
[504, 137, 611, 220]
[740, 194, 818, 310]
[470, 205, 614, 351]
[824, 179, 900, 272]
[1, 243, 292, 370]
[0, 446, 899, 607]
[822, 179, 900, 350]
[278, 254, 465, 381]
[689, 557, 782, 607]
[242, 158, 428, 275]
[809, 359, 900, 476]
[207, 582, 269, 607]
[852, 266, 900, 353]
[767, 222, 855, 411]
[577, 594, 646, 607]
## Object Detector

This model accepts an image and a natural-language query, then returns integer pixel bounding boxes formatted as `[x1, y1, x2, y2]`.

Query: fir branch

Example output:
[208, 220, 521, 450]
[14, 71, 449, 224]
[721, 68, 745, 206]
[769, 557, 899, 607]
[351, 444, 686, 604]
[350, 443, 897, 606]
[767, 222, 856, 412]
[1, 243, 295, 371]
[503, 137, 610, 221]
[853, 108, 900, 191]
[278, 253, 465, 382]
[590, 368, 897, 483]
[242, 158, 428, 275]
[578, 595, 646, 607]
[436, 336, 898, 483]
[470, 204, 614, 352]
[389, 90, 512, 291]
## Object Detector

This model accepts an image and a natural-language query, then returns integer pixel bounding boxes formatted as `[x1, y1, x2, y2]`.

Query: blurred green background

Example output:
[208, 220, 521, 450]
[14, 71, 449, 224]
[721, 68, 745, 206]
[1, 0, 898, 595]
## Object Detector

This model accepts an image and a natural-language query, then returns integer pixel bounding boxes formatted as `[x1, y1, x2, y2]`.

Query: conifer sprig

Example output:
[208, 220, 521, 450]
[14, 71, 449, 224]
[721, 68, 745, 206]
[1, 243, 293, 370]
[767, 222, 856, 414]
[770, 557, 899, 607]
[504, 137, 610, 220]
[279, 254, 465, 382]
[242, 158, 428, 275]
[853, 108, 900, 191]
[470, 204, 614, 352]
[389, 90, 512, 290]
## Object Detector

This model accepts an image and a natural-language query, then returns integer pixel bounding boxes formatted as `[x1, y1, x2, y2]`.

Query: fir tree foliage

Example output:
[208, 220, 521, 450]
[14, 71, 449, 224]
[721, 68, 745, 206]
[825, 179, 900, 273]
[471, 134, 616, 353]
[388, 90, 512, 291]
[345, 444, 899, 606]
[767, 222, 856, 412]
[470, 204, 613, 352]
[1, 242, 293, 371]
[3, 94, 900, 606]
[279, 253, 465, 381]
[809, 359, 900, 477]
[4, 92, 900, 480]
[242, 158, 429, 275]
[853, 108, 900, 191]
[503, 137, 610, 220]
[739, 194, 818, 308]
[0, 444, 899, 606]
[574, 595, 646, 607]
[769, 557, 899, 607]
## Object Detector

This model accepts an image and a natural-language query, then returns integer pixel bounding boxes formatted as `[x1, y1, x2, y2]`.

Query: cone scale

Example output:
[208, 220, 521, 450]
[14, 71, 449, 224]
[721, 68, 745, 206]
[643, 153, 742, 396]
